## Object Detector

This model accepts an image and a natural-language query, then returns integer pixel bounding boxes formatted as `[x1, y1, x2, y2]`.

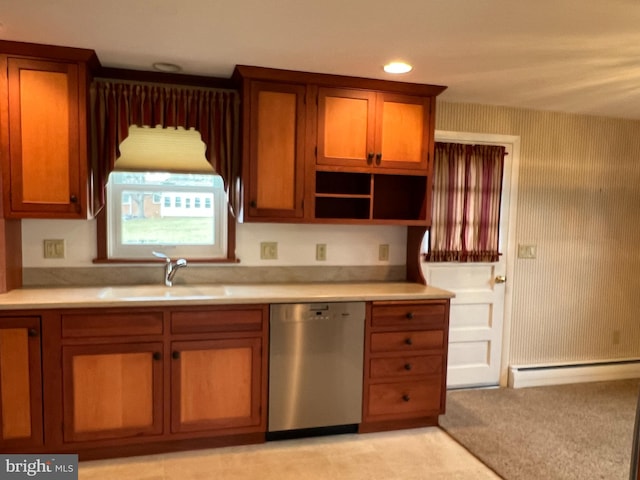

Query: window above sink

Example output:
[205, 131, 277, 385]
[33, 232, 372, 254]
[106, 171, 228, 260]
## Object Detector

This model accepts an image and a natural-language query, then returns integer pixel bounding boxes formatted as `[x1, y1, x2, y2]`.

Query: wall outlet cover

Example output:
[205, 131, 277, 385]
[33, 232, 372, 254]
[260, 242, 278, 260]
[43, 239, 65, 259]
[379, 244, 389, 261]
[518, 244, 537, 259]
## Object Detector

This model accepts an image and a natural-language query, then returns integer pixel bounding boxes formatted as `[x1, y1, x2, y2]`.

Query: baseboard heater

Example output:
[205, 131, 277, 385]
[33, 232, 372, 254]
[508, 359, 640, 389]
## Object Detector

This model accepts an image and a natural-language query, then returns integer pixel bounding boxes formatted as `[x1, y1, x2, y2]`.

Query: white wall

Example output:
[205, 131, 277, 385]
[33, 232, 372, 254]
[437, 101, 640, 367]
[21, 219, 407, 268]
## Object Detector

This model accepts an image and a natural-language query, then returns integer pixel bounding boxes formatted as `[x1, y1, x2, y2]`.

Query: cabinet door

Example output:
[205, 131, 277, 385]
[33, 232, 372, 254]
[317, 87, 376, 168]
[171, 337, 262, 434]
[62, 342, 163, 442]
[246, 81, 306, 219]
[0, 317, 43, 448]
[5, 57, 85, 218]
[317, 88, 431, 172]
[375, 93, 431, 171]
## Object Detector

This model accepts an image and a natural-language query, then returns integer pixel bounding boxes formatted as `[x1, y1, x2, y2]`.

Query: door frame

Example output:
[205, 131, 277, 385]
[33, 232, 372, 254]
[433, 130, 520, 387]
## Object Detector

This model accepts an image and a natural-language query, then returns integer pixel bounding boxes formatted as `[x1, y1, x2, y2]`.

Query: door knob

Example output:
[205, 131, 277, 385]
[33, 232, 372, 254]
[495, 275, 507, 284]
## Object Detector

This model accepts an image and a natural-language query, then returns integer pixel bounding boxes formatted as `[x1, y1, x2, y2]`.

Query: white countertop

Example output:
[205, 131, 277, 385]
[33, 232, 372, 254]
[0, 282, 454, 310]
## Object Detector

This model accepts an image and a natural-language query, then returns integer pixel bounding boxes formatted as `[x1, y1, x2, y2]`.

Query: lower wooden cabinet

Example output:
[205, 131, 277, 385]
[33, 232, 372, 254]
[62, 342, 164, 442]
[361, 300, 450, 432]
[0, 316, 43, 448]
[0, 297, 451, 457]
[55, 305, 268, 455]
[171, 337, 262, 433]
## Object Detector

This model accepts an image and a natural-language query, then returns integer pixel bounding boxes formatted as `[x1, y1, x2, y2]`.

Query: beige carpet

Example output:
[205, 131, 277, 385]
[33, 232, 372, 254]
[439, 378, 640, 480]
[79, 427, 499, 479]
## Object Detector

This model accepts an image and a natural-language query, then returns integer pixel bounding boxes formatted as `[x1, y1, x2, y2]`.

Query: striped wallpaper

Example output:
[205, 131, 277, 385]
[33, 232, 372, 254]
[436, 101, 640, 365]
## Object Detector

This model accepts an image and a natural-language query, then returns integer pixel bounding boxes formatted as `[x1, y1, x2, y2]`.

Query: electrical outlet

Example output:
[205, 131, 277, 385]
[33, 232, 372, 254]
[518, 244, 537, 259]
[316, 244, 327, 261]
[43, 239, 65, 259]
[379, 244, 389, 261]
[260, 242, 278, 260]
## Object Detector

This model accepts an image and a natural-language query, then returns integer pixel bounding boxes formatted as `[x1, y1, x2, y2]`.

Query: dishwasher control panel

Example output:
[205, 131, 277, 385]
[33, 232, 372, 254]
[271, 302, 365, 323]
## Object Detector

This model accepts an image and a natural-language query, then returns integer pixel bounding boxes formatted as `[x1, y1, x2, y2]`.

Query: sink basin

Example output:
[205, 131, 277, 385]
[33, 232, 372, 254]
[97, 285, 231, 301]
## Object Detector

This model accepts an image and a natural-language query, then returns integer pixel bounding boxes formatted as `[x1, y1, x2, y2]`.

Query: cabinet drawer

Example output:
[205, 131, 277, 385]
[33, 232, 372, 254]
[371, 302, 446, 328]
[370, 355, 442, 379]
[62, 312, 163, 338]
[370, 330, 444, 353]
[171, 309, 263, 334]
[368, 380, 442, 417]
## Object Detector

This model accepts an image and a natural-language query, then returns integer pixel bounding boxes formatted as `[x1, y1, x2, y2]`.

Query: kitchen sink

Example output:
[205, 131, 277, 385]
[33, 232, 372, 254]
[97, 284, 232, 301]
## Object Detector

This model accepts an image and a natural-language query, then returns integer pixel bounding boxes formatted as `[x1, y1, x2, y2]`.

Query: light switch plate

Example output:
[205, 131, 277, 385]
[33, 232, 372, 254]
[44, 239, 65, 259]
[379, 244, 389, 261]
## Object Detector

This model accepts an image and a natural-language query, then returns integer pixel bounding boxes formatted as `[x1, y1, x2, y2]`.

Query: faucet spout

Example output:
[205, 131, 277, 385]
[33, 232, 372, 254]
[153, 251, 188, 287]
[167, 258, 188, 285]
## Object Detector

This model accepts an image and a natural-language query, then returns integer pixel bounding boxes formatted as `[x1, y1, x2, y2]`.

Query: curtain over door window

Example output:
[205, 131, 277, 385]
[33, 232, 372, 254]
[426, 142, 505, 262]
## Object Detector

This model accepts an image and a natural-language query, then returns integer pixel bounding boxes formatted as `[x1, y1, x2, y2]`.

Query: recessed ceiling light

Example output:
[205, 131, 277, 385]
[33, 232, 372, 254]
[152, 62, 182, 73]
[383, 62, 413, 74]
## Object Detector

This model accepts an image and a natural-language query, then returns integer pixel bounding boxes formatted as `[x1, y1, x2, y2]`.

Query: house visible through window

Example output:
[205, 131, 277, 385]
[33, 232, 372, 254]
[107, 171, 228, 260]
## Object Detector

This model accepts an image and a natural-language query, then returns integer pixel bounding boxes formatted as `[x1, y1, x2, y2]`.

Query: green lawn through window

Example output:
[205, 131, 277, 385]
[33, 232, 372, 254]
[122, 217, 214, 245]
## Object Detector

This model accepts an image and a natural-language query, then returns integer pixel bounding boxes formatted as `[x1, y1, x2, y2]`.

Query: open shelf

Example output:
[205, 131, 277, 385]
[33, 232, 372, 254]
[316, 171, 371, 195]
[372, 175, 428, 221]
[315, 197, 370, 219]
[314, 171, 428, 223]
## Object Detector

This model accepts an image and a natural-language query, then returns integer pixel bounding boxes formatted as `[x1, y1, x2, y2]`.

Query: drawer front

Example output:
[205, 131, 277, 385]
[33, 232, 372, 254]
[171, 309, 263, 334]
[368, 380, 442, 417]
[370, 330, 444, 353]
[62, 312, 163, 338]
[371, 302, 447, 328]
[370, 355, 442, 379]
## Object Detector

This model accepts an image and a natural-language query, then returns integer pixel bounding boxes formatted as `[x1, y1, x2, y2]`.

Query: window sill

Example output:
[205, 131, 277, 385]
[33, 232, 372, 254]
[92, 256, 240, 265]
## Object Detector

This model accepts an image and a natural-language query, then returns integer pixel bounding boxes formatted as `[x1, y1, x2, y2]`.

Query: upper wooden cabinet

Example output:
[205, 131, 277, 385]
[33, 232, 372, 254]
[242, 80, 306, 220]
[233, 65, 446, 225]
[0, 41, 98, 219]
[317, 88, 432, 172]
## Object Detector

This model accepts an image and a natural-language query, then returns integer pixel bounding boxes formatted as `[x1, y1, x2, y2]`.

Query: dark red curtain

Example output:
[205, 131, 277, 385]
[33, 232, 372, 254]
[425, 142, 506, 262]
[92, 80, 240, 216]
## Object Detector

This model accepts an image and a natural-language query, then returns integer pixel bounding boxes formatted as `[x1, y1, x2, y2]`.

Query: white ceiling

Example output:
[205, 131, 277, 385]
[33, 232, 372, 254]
[2, 0, 640, 120]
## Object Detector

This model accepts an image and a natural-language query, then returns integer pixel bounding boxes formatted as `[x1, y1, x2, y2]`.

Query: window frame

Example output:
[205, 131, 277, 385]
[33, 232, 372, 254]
[95, 174, 237, 264]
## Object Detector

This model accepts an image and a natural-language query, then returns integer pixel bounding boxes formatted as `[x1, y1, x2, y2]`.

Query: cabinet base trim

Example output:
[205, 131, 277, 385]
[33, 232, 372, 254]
[358, 416, 439, 434]
[74, 433, 265, 461]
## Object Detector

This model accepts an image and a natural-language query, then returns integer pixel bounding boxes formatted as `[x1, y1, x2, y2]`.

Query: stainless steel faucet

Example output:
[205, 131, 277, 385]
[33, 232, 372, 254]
[152, 251, 188, 287]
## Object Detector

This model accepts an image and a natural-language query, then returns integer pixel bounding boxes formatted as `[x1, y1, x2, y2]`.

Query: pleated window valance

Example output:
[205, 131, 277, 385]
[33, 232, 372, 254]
[91, 79, 241, 216]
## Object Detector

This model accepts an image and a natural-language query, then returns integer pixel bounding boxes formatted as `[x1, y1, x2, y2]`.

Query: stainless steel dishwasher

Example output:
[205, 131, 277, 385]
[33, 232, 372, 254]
[268, 302, 365, 437]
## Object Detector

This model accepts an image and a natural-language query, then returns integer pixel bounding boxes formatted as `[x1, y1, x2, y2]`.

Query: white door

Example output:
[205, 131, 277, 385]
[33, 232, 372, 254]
[422, 131, 519, 388]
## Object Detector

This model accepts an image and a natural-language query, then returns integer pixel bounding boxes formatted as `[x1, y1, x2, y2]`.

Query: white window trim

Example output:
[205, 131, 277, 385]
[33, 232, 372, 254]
[107, 176, 228, 260]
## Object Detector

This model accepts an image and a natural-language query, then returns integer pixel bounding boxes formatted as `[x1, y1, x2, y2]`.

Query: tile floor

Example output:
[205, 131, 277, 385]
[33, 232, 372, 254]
[79, 427, 500, 479]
